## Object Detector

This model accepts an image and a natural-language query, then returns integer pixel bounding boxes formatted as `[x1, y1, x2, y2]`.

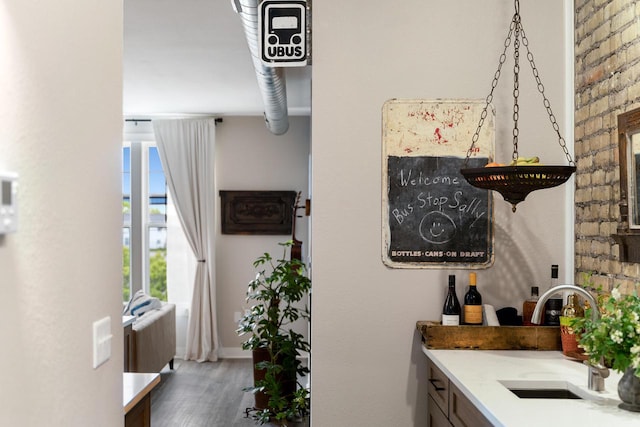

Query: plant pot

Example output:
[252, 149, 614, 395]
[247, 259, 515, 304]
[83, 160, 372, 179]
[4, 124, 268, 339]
[252, 348, 270, 410]
[252, 348, 297, 411]
[618, 367, 640, 412]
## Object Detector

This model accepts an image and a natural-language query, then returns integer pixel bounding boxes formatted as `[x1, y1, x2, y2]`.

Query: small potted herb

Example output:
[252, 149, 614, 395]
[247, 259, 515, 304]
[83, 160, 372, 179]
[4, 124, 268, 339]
[573, 282, 640, 411]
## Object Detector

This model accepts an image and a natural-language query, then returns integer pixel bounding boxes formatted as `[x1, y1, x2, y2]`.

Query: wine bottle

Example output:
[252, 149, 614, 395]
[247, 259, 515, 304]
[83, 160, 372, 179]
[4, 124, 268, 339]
[522, 286, 541, 326]
[463, 272, 483, 325]
[544, 264, 562, 326]
[442, 275, 461, 326]
[551, 264, 559, 287]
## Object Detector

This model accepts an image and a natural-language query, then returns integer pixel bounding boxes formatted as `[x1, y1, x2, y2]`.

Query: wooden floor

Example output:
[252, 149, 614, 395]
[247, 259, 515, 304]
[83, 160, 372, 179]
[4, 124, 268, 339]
[150, 358, 309, 427]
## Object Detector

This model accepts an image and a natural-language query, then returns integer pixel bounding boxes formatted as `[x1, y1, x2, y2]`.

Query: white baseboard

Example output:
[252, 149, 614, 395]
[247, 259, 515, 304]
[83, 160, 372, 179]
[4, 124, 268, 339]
[177, 347, 310, 361]
[175, 346, 186, 359]
[218, 347, 251, 359]
[217, 348, 310, 362]
[174, 347, 252, 359]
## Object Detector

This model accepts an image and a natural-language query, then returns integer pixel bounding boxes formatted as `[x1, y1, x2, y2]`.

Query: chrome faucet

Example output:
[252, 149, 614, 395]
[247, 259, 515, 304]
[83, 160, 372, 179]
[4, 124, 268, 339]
[531, 284, 610, 391]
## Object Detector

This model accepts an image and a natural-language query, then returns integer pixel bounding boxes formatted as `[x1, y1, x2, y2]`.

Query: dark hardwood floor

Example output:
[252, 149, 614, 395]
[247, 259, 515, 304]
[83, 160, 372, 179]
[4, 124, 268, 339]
[150, 359, 309, 427]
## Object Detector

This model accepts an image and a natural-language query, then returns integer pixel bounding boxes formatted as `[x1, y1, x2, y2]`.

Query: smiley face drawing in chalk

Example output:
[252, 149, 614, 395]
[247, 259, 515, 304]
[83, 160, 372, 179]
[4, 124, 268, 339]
[419, 211, 456, 244]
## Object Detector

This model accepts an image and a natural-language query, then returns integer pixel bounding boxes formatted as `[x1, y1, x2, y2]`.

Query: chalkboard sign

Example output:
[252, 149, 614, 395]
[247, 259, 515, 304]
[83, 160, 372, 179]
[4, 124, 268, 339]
[382, 99, 495, 268]
[386, 155, 491, 264]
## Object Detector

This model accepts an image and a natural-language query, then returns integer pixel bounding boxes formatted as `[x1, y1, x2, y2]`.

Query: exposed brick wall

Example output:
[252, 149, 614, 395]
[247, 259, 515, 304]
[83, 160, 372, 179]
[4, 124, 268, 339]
[574, 0, 640, 294]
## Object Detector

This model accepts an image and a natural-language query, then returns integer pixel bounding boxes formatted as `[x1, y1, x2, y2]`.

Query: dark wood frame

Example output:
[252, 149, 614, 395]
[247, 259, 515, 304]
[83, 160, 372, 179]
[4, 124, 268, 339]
[613, 107, 640, 263]
[219, 190, 296, 235]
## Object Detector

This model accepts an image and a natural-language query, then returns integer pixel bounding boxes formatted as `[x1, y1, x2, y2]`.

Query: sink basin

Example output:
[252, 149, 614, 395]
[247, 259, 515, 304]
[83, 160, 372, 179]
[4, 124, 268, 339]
[499, 380, 593, 400]
[508, 388, 582, 399]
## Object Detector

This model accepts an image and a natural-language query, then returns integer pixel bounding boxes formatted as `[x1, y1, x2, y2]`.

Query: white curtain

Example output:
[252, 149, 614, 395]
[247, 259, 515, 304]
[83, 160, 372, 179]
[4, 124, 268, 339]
[153, 118, 218, 362]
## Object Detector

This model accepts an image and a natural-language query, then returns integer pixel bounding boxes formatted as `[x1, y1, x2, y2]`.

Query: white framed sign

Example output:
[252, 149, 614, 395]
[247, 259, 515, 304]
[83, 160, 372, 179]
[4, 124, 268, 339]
[382, 99, 495, 269]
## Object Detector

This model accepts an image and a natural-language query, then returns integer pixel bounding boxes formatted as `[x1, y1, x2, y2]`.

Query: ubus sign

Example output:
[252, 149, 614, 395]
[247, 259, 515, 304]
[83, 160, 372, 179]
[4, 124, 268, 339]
[258, 0, 307, 67]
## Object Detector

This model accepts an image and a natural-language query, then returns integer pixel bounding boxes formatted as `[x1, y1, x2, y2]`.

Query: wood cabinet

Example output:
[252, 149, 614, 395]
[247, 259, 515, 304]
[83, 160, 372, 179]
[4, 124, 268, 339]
[125, 392, 151, 427]
[123, 373, 160, 427]
[428, 395, 452, 427]
[427, 359, 492, 427]
[124, 321, 133, 372]
[123, 315, 135, 372]
[427, 359, 449, 416]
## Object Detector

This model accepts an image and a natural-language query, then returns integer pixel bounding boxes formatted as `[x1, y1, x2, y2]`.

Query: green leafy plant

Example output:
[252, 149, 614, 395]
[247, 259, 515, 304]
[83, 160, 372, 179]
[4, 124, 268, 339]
[573, 279, 640, 378]
[149, 249, 167, 301]
[237, 241, 311, 425]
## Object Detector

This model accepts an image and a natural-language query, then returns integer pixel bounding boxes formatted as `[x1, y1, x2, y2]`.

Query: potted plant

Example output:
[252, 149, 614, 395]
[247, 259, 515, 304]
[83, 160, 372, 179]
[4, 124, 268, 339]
[237, 241, 311, 425]
[573, 281, 640, 412]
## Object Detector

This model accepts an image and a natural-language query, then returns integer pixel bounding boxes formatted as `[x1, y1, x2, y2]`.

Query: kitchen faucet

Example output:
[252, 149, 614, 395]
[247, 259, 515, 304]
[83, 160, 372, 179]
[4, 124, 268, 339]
[531, 284, 610, 391]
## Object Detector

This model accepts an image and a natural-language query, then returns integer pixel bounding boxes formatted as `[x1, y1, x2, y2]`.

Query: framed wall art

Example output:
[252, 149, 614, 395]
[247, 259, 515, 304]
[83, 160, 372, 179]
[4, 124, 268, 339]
[219, 190, 296, 235]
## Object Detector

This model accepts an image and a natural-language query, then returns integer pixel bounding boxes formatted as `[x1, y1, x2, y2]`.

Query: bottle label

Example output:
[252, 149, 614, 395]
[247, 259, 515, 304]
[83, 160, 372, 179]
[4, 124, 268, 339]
[441, 314, 460, 326]
[545, 309, 561, 325]
[464, 305, 483, 324]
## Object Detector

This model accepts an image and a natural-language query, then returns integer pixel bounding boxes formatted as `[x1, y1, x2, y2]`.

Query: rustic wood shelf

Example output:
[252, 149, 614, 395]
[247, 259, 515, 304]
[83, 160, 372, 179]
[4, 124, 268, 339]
[416, 320, 561, 350]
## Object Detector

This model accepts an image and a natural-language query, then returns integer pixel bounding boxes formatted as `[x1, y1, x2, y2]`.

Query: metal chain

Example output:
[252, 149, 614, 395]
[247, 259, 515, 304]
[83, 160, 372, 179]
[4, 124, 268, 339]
[464, 17, 516, 166]
[512, 0, 521, 163]
[464, 0, 575, 167]
[512, 14, 521, 162]
[520, 26, 575, 166]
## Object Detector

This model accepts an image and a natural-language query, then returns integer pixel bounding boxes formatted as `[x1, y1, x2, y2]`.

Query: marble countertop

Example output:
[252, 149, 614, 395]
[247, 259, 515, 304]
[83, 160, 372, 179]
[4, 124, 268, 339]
[423, 347, 639, 427]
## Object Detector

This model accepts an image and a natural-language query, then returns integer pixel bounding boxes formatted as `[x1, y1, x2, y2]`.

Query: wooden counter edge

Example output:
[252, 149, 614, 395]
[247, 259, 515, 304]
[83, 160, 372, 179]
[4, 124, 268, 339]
[123, 373, 161, 414]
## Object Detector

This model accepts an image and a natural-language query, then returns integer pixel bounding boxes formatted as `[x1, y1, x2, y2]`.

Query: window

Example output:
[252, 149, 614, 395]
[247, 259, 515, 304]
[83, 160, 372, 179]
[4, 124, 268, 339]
[122, 142, 168, 302]
[147, 146, 167, 301]
[123, 146, 131, 301]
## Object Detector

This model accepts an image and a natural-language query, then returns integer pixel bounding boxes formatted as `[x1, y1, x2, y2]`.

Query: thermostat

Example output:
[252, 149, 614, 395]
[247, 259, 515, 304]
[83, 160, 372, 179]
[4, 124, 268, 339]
[0, 172, 18, 234]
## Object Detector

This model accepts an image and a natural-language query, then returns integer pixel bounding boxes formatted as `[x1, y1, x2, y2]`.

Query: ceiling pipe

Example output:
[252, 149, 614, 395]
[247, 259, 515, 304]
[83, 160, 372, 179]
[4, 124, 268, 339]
[232, 0, 290, 135]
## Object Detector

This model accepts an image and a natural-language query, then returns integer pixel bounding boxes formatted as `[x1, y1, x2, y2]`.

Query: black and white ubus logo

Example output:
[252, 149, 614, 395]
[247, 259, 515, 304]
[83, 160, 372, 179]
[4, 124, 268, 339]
[260, 1, 306, 64]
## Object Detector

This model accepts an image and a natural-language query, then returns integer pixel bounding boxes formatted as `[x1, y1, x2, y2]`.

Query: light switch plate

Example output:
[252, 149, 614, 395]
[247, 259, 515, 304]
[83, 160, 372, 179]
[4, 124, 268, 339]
[0, 172, 18, 234]
[92, 316, 112, 369]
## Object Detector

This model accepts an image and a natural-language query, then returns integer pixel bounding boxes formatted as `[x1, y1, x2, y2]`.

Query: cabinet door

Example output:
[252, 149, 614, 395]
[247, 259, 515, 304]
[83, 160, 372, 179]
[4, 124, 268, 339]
[427, 360, 449, 416]
[449, 381, 493, 427]
[428, 395, 453, 427]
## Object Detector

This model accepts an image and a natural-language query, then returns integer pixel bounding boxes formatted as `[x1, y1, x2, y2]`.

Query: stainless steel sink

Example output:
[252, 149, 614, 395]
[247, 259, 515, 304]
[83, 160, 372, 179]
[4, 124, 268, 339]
[499, 380, 593, 400]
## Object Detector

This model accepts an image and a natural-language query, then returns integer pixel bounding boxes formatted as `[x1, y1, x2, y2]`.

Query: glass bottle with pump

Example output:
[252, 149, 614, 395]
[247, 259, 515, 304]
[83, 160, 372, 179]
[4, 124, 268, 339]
[463, 272, 483, 325]
[442, 275, 461, 326]
[560, 293, 585, 358]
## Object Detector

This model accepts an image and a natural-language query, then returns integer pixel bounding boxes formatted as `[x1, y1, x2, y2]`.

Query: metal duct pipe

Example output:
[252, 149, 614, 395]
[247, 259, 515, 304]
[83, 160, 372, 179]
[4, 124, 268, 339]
[232, 0, 289, 135]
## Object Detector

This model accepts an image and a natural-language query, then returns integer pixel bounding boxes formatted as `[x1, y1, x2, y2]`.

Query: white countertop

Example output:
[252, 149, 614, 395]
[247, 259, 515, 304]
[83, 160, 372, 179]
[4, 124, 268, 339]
[123, 372, 160, 414]
[122, 315, 135, 328]
[423, 347, 639, 427]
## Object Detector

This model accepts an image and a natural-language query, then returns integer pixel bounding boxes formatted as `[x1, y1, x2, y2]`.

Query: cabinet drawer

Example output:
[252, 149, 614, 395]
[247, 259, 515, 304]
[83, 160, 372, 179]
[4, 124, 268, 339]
[449, 381, 493, 427]
[427, 360, 449, 417]
[428, 395, 453, 427]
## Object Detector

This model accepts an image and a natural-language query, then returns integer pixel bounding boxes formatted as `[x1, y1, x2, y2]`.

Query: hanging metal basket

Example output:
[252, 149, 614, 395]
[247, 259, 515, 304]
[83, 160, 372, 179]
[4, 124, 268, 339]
[461, 165, 576, 208]
[460, 0, 575, 212]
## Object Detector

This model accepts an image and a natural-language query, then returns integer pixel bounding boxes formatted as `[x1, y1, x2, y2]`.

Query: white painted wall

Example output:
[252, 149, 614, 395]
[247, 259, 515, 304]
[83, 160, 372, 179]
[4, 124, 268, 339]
[0, 1, 122, 426]
[311, 1, 569, 425]
[215, 116, 311, 356]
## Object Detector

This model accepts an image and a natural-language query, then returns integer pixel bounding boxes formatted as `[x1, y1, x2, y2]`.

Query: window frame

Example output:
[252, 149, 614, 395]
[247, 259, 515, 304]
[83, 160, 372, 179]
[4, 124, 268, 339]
[123, 139, 168, 300]
[613, 107, 640, 263]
